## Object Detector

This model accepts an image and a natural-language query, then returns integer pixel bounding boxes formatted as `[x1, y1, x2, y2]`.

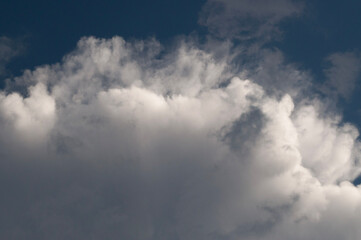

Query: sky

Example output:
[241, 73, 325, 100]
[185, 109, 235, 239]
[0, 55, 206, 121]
[2, 0, 361, 239]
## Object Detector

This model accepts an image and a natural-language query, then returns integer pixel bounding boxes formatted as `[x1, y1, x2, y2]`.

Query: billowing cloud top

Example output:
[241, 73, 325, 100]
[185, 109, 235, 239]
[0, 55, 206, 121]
[1, 36, 361, 240]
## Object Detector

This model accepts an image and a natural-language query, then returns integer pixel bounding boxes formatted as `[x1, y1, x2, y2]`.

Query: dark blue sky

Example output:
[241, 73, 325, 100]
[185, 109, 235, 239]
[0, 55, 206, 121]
[279, 0, 361, 74]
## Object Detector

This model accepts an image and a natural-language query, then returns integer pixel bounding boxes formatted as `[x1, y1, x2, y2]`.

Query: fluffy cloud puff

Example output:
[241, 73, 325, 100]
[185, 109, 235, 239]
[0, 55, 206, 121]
[1, 36, 361, 240]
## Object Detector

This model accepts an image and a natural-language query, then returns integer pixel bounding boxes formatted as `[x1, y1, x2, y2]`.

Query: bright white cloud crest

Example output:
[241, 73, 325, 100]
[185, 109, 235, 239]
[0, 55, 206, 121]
[1, 36, 361, 240]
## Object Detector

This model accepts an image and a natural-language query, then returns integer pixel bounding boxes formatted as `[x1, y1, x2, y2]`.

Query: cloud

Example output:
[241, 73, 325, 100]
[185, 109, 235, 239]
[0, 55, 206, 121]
[199, 0, 303, 40]
[1, 36, 361, 240]
[323, 51, 361, 100]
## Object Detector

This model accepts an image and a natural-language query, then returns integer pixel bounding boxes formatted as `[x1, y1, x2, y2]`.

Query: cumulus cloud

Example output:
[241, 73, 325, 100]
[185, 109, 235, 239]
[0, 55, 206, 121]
[199, 0, 303, 40]
[1, 36, 361, 240]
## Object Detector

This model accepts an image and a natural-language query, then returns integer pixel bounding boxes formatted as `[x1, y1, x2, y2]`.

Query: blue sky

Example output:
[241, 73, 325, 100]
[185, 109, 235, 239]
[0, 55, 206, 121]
[2, 1, 361, 239]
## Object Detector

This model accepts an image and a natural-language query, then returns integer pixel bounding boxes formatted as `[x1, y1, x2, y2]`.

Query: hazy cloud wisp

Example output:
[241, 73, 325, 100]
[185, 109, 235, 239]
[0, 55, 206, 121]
[199, 0, 303, 40]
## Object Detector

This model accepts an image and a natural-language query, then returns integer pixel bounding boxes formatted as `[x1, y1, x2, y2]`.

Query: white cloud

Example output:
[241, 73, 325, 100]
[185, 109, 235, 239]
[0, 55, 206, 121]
[1, 36, 361, 240]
